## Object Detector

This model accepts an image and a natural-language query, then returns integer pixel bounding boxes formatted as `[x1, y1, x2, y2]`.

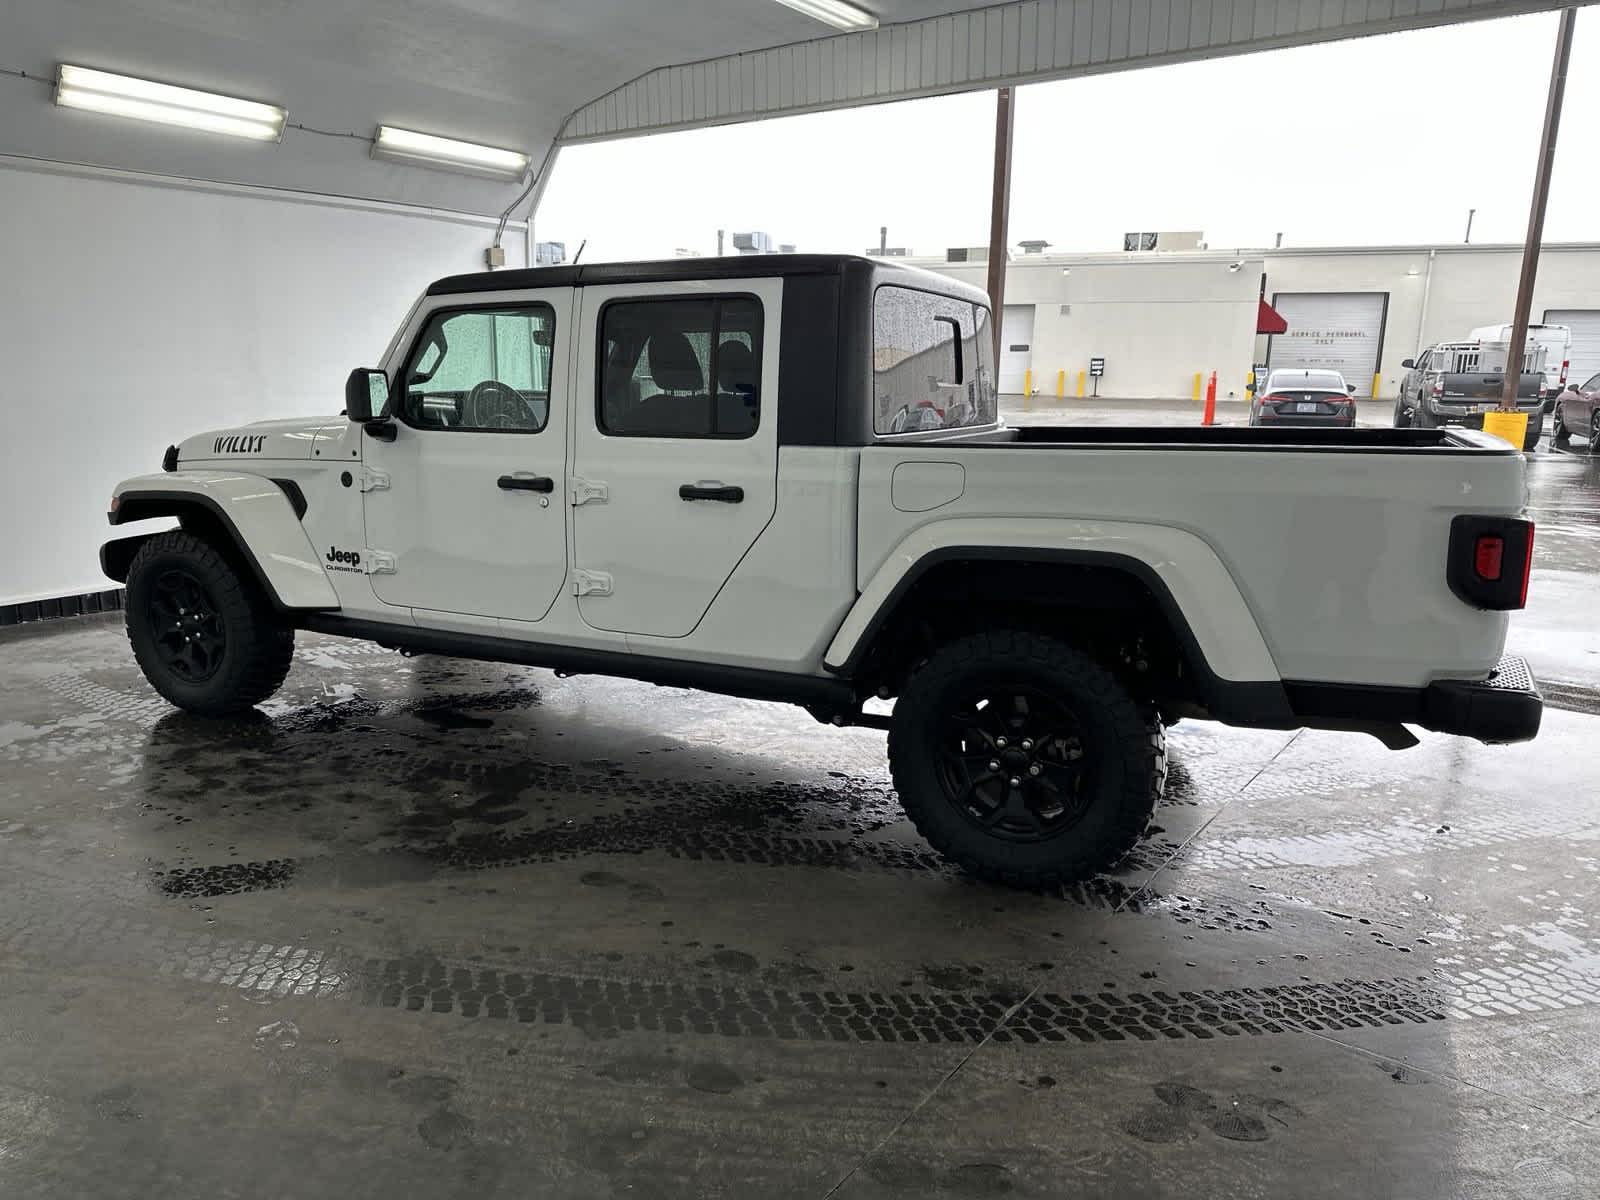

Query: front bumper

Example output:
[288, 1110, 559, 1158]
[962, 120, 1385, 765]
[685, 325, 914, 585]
[1284, 655, 1543, 745]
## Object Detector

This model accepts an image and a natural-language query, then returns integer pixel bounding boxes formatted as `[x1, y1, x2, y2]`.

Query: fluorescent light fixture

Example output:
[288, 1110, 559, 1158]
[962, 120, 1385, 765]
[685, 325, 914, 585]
[372, 125, 529, 180]
[55, 64, 285, 141]
[771, 0, 879, 32]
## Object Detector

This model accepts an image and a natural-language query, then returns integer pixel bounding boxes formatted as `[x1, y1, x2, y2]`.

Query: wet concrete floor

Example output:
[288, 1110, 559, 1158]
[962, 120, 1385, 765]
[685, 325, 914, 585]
[2, 452, 1598, 1198]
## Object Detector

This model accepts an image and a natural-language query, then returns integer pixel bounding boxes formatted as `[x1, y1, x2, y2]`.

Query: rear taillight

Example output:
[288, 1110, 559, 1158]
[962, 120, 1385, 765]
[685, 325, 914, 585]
[1448, 516, 1534, 610]
[1474, 535, 1504, 580]
[1262, 393, 1291, 405]
[1432, 379, 1445, 397]
[1560, 360, 1569, 386]
[1520, 522, 1535, 608]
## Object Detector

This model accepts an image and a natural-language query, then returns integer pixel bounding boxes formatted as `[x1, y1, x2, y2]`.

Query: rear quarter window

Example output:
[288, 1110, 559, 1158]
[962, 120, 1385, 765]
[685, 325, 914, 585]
[873, 286, 996, 435]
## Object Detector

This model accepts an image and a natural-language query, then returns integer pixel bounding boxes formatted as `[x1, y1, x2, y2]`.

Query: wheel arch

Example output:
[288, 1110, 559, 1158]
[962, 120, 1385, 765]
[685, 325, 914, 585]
[826, 522, 1292, 727]
[105, 473, 338, 612]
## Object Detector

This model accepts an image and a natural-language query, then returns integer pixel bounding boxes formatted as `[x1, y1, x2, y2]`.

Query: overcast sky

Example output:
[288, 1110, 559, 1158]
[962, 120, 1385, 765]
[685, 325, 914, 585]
[536, 10, 1599, 262]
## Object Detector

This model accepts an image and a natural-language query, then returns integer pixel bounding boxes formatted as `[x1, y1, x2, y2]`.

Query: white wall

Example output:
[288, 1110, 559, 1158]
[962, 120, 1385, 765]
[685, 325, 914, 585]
[924, 243, 1600, 403]
[1, 159, 526, 604]
[929, 254, 1262, 399]
[1261, 245, 1600, 397]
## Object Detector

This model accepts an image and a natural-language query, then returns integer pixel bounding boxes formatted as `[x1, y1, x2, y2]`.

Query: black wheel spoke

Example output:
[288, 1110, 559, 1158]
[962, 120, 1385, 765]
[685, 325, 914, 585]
[929, 677, 1097, 845]
[146, 567, 225, 683]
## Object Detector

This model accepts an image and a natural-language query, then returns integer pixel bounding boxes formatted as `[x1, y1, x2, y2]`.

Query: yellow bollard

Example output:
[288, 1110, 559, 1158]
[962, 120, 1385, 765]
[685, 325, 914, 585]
[1371, 373, 1382, 400]
[1077, 370, 1085, 398]
[1193, 372, 1203, 402]
[1481, 411, 1529, 447]
[1057, 369, 1065, 400]
[1023, 369, 1032, 410]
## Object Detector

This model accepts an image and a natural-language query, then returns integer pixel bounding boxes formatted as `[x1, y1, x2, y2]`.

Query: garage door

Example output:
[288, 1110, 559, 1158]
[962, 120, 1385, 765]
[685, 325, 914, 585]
[998, 304, 1035, 395]
[1268, 293, 1386, 397]
[1543, 309, 1600, 386]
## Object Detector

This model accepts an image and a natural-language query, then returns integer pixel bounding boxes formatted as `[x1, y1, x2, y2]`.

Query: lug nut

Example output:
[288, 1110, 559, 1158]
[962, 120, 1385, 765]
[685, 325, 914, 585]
[1029, 764, 1042, 777]
[988, 759, 1001, 771]
[1021, 738, 1034, 751]
[995, 737, 1007, 748]
[1009, 776, 1022, 788]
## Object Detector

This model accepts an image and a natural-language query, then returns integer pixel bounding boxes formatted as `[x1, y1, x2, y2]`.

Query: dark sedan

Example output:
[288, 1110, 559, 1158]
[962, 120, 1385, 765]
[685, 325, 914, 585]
[1249, 369, 1357, 427]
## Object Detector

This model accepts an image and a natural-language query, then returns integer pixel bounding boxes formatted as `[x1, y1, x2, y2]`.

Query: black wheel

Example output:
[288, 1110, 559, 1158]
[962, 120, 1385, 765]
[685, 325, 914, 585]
[1394, 399, 1413, 428]
[1552, 407, 1571, 446]
[125, 531, 294, 715]
[888, 631, 1165, 887]
[1591, 412, 1600, 453]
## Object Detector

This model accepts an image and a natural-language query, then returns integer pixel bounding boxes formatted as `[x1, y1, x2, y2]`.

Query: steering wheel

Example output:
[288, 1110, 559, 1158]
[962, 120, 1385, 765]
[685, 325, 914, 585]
[465, 379, 536, 430]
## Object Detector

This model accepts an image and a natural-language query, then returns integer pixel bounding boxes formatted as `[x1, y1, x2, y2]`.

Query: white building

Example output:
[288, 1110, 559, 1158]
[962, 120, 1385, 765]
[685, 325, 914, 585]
[914, 240, 1600, 401]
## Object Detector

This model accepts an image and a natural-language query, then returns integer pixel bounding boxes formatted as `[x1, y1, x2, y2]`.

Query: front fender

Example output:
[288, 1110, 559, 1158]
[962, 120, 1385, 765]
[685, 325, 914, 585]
[824, 518, 1282, 687]
[107, 471, 339, 610]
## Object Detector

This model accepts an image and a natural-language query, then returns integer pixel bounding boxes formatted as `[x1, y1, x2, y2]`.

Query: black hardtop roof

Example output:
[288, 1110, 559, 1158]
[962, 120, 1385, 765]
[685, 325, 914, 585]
[426, 253, 989, 305]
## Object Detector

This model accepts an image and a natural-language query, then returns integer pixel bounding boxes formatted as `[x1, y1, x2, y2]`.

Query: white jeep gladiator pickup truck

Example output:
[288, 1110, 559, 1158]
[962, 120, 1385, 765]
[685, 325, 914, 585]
[103, 255, 1542, 887]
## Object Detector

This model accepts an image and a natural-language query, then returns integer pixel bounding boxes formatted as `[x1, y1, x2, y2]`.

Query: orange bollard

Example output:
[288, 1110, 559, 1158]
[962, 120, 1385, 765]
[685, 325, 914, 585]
[1201, 370, 1218, 426]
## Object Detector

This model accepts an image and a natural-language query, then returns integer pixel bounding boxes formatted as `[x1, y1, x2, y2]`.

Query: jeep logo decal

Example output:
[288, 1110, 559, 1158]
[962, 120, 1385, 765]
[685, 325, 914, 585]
[213, 434, 267, 455]
[325, 546, 363, 574]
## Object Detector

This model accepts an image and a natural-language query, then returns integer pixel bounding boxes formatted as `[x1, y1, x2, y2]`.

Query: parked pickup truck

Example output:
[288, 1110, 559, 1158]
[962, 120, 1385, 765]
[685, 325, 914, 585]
[102, 255, 1542, 887]
[1394, 342, 1545, 449]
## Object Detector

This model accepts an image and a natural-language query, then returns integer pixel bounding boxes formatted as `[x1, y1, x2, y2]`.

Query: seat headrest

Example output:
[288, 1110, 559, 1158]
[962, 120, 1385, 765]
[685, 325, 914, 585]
[648, 331, 704, 392]
[716, 339, 756, 393]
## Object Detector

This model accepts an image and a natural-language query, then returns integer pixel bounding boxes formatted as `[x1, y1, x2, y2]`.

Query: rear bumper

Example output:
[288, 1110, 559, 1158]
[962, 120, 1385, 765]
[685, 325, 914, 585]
[1430, 408, 1542, 428]
[1256, 414, 1355, 427]
[1284, 655, 1543, 745]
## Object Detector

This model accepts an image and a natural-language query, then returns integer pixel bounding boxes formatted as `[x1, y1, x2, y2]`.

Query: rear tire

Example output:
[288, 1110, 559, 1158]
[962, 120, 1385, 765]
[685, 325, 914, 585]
[1523, 413, 1544, 452]
[888, 631, 1164, 888]
[125, 531, 295, 716]
[1552, 408, 1571, 447]
[1393, 399, 1412, 428]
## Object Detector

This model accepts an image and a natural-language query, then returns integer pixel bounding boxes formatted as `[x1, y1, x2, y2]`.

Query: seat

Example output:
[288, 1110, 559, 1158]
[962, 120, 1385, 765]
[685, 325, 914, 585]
[616, 330, 709, 436]
[714, 339, 758, 436]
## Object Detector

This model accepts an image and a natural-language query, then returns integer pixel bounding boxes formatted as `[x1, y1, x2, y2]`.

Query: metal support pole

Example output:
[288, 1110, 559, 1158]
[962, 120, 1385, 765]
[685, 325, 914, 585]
[1501, 7, 1577, 411]
[986, 87, 1015, 368]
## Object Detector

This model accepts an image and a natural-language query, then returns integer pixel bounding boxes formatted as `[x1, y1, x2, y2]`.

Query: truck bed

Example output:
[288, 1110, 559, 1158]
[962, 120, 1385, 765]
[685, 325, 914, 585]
[994, 425, 1515, 451]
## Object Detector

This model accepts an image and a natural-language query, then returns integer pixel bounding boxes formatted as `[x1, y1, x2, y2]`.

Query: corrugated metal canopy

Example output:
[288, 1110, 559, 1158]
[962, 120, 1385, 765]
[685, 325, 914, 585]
[0, 0, 1591, 219]
[563, 0, 1593, 143]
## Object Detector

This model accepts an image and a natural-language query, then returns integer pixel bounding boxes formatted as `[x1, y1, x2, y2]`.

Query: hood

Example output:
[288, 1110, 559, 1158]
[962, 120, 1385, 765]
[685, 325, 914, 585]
[177, 416, 345, 464]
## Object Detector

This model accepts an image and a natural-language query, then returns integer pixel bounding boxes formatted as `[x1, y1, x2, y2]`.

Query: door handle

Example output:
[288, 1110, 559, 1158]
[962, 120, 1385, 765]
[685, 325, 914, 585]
[678, 483, 744, 503]
[498, 474, 554, 493]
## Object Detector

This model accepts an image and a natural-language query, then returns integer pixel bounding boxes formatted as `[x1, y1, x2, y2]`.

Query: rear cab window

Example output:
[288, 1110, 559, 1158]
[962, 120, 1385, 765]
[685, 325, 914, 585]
[598, 297, 762, 438]
[873, 286, 996, 435]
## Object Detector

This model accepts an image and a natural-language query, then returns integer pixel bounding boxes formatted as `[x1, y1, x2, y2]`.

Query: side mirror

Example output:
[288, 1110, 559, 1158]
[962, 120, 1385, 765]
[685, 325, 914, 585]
[345, 369, 390, 423]
[1401, 358, 1415, 370]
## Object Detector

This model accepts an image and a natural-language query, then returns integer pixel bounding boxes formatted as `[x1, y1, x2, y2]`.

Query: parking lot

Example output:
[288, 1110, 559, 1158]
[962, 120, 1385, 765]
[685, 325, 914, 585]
[2, 415, 1596, 1198]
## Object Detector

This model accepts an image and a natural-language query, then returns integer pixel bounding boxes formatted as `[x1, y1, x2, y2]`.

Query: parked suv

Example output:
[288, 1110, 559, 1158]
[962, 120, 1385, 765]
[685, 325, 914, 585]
[101, 255, 1542, 889]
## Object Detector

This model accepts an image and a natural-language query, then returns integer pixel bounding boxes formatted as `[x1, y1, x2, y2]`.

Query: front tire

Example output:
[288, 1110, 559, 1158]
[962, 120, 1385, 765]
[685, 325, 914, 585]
[1552, 407, 1571, 447]
[888, 631, 1164, 888]
[125, 531, 295, 715]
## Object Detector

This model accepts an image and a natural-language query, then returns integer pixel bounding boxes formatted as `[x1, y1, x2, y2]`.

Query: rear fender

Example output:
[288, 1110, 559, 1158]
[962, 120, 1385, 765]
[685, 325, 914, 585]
[825, 518, 1286, 719]
[105, 471, 338, 611]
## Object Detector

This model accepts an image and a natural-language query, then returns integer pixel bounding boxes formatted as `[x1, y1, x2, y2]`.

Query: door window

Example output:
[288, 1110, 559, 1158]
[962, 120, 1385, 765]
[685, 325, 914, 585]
[400, 305, 555, 433]
[873, 286, 996, 434]
[597, 297, 762, 438]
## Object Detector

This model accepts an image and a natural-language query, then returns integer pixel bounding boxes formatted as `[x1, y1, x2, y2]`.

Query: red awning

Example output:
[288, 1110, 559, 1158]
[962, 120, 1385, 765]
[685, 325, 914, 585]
[1257, 298, 1288, 335]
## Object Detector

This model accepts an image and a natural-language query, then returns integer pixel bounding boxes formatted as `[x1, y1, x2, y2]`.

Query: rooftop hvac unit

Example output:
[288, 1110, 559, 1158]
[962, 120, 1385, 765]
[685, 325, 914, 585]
[1018, 240, 1050, 254]
[732, 231, 773, 254]
[535, 241, 567, 265]
[947, 247, 989, 263]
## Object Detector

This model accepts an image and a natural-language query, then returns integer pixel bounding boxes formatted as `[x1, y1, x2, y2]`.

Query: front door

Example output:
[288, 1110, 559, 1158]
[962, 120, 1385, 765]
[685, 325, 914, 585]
[570, 279, 780, 639]
[362, 290, 572, 622]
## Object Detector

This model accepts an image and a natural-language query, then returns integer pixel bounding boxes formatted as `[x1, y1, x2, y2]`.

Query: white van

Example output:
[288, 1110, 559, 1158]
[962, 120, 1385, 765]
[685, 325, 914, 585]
[1468, 323, 1571, 399]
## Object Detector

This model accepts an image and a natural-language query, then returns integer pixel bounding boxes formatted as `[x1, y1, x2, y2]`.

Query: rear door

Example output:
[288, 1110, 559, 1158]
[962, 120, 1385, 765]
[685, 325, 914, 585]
[569, 278, 781, 638]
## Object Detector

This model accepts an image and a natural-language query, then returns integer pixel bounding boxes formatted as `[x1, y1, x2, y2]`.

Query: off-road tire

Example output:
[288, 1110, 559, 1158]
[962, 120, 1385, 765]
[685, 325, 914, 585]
[125, 530, 295, 716]
[888, 630, 1165, 888]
